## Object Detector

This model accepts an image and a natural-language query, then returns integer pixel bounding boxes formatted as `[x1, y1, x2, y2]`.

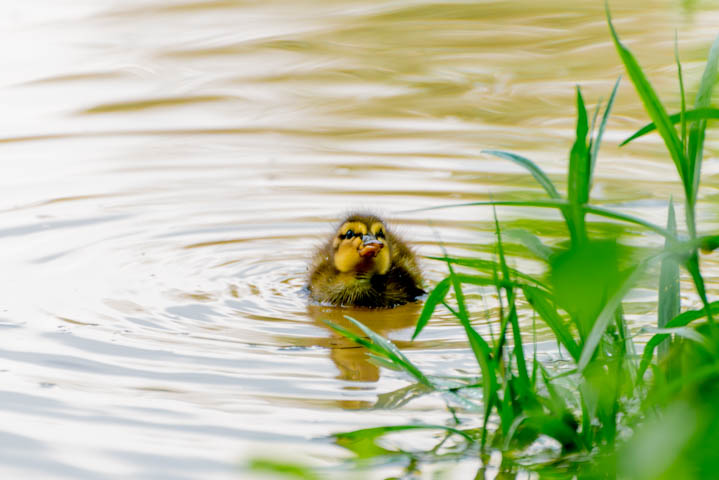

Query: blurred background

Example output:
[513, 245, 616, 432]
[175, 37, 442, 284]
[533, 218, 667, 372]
[0, 1, 717, 478]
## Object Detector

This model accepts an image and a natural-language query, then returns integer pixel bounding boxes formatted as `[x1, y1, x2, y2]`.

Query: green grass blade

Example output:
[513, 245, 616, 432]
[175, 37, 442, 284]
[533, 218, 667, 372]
[579, 385, 594, 449]
[539, 364, 570, 414]
[494, 211, 511, 283]
[578, 261, 647, 371]
[424, 256, 550, 290]
[606, 3, 687, 186]
[335, 425, 475, 446]
[582, 204, 672, 240]
[445, 267, 496, 372]
[374, 383, 434, 409]
[326, 317, 433, 387]
[590, 76, 621, 176]
[500, 382, 515, 438]
[408, 200, 674, 240]
[650, 363, 719, 407]
[334, 424, 474, 458]
[643, 326, 708, 345]
[325, 320, 374, 350]
[347, 316, 433, 385]
[567, 87, 590, 243]
[249, 459, 321, 480]
[687, 33, 719, 206]
[412, 277, 450, 340]
[519, 413, 581, 452]
[658, 199, 680, 358]
[504, 228, 554, 261]
[568, 86, 590, 204]
[615, 306, 638, 386]
[700, 235, 719, 253]
[637, 300, 719, 381]
[685, 253, 714, 325]
[619, 108, 719, 146]
[367, 354, 404, 371]
[494, 211, 530, 390]
[522, 285, 581, 361]
[587, 98, 602, 158]
[445, 259, 498, 450]
[454, 273, 517, 288]
[665, 302, 719, 328]
[482, 149, 562, 199]
[675, 32, 687, 154]
[335, 424, 474, 442]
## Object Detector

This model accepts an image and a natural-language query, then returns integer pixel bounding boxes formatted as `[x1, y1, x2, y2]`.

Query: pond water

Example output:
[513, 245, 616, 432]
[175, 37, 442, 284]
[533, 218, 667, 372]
[1, 1, 718, 478]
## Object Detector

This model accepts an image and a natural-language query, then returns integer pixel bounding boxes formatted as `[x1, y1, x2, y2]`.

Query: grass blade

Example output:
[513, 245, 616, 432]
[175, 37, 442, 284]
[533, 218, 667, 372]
[493, 210, 530, 390]
[607, 3, 687, 186]
[424, 256, 550, 290]
[504, 228, 554, 261]
[567, 87, 590, 243]
[620, 108, 719, 146]
[326, 317, 433, 387]
[568, 86, 590, 204]
[578, 261, 647, 371]
[482, 150, 562, 199]
[587, 98, 601, 157]
[334, 424, 474, 458]
[413, 277, 450, 340]
[687, 33, 719, 206]
[700, 235, 719, 253]
[411, 200, 674, 239]
[522, 285, 581, 361]
[675, 32, 687, 154]
[445, 259, 498, 450]
[590, 76, 621, 176]
[637, 300, 719, 380]
[685, 253, 714, 325]
[643, 326, 708, 345]
[346, 316, 432, 384]
[249, 459, 320, 480]
[658, 199, 680, 358]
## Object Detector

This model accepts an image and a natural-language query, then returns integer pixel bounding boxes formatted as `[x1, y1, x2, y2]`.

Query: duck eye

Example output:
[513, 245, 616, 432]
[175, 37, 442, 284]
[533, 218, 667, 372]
[376, 229, 385, 239]
[343, 229, 354, 239]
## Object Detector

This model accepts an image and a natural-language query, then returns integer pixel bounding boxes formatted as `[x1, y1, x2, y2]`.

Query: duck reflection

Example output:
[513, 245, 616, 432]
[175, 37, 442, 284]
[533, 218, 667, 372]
[306, 302, 422, 401]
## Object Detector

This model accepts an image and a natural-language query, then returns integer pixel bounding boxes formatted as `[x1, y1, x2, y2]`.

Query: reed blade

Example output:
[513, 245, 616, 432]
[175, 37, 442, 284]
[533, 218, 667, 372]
[578, 262, 646, 371]
[412, 277, 450, 340]
[482, 149, 561, 199]
[687, 33, 719, 207]
[590, 76, 621, 177]
[523, 285, 581, 361]
[607, 3, 687, 186]
[658, 200, 680, 359]
[567, 87, 590, 243]
[620, 108, 719, 146]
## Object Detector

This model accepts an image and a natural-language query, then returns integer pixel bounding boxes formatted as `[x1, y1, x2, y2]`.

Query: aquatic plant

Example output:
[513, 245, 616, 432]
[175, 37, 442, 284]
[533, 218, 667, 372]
[255, 5, 719, 479]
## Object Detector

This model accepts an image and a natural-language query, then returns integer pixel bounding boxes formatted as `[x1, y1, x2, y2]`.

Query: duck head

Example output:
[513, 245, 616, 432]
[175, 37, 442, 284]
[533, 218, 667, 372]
[332, 215, 391, 275]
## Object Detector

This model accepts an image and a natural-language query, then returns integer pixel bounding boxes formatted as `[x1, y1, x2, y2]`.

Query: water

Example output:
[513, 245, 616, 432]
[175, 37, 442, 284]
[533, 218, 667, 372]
[1, 1, 718, 478]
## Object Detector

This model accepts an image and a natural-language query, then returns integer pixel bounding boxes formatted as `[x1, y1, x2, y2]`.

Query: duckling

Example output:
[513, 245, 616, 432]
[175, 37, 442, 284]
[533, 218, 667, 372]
[307, 213, 424, 308]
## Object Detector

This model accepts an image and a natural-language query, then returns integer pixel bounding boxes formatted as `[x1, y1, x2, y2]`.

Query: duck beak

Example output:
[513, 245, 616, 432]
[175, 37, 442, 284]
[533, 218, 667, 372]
[358, 234, 383, 258]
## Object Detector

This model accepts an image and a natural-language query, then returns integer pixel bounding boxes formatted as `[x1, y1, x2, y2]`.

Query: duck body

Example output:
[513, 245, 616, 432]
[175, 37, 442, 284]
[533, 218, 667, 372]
[307, 213, 424, 308]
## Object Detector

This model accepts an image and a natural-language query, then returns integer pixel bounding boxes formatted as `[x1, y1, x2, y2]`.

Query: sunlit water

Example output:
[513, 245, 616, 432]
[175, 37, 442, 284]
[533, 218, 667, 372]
[1, 1, 718, 478]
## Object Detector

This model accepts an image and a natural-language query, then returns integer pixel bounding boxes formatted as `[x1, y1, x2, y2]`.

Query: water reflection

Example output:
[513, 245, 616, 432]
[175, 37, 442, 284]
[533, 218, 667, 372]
[307, 302, 422, 385]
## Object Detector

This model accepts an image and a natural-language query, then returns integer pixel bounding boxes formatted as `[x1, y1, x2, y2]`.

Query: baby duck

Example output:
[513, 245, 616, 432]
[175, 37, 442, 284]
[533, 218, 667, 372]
[307, 213, 424, 308]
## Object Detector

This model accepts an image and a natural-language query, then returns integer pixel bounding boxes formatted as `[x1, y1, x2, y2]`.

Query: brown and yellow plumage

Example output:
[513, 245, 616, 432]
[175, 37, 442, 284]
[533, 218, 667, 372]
[307, 213, 424, 308]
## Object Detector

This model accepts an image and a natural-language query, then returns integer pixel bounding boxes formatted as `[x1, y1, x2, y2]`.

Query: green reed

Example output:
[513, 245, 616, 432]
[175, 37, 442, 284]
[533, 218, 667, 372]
[255, 6, 719, 480]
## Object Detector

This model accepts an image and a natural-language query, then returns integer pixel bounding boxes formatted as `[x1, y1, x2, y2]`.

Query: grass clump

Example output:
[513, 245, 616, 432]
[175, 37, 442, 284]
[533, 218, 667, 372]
[313, 5, 719, 479]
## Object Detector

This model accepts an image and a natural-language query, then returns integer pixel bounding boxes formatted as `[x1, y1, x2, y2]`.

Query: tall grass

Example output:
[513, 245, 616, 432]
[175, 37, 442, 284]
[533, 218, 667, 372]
[257, 6, 719, 479]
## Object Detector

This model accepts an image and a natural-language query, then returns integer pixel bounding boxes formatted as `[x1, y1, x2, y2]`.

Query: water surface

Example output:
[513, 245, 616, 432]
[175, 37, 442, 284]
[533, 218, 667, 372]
[1, 1, 718, 478]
